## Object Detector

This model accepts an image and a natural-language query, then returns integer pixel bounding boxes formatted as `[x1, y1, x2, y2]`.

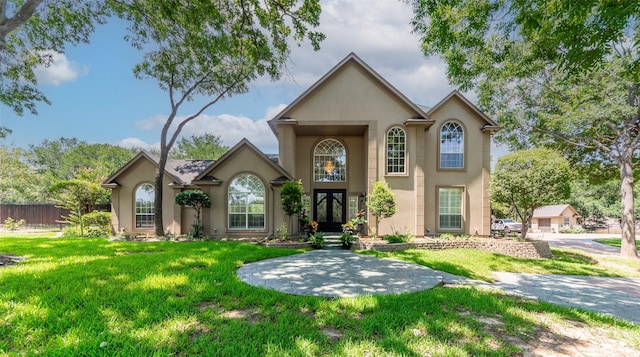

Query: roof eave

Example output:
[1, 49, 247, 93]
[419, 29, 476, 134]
[404, 118, 436, 129]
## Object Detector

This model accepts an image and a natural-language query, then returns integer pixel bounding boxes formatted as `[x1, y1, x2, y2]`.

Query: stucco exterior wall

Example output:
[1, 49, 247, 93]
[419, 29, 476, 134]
[109, 158, 181, 235]
[424, 96, 492, 236]
[200, 145, 287, 238]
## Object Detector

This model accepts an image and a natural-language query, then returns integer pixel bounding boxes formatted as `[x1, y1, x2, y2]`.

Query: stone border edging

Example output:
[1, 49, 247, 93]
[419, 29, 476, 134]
[352, 238, 552, 259]
[258, 238, 551, 259]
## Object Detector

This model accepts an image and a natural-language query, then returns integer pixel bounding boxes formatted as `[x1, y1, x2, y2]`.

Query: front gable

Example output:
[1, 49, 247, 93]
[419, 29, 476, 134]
[194, 138, 292, 185]
[102, 151, 165, 188]
[269, 53, 432, 135]
[427, 91, 499, 131]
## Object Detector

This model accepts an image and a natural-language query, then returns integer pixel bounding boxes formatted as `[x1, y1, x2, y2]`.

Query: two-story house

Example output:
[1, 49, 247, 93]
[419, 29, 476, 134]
[102, 53, 499, 237]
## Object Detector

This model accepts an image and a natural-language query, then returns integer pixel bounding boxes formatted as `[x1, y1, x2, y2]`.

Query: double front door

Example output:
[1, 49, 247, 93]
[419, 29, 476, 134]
[313, 189, 346, 232]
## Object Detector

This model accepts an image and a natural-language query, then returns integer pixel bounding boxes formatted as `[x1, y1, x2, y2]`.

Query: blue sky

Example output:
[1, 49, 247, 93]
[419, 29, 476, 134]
[1, 0, 505, 160]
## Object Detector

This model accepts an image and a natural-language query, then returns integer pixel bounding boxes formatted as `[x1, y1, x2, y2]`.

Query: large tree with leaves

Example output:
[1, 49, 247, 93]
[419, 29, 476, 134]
[27, 137, 136, 202]
[411, 0, 639, 258]
[109, 0, 323, 236]
[0, 0, 107, 118]
[170, 133, 228, 160]
[491, 149, 572, 239]
[0, 144, 39, 203]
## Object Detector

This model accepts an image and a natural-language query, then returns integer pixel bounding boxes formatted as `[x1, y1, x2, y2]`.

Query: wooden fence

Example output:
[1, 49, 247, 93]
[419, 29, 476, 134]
[0, 204, 110, 229]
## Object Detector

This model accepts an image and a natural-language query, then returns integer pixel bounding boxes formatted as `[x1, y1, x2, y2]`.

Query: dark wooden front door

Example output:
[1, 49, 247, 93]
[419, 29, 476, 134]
[313, 189, 346, 232]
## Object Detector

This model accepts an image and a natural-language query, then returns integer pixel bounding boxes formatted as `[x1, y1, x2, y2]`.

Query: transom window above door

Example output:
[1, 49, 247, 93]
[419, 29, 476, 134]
[314, 139, 346, 182]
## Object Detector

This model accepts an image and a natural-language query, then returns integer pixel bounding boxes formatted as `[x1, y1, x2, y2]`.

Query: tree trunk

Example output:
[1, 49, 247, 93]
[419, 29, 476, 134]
[619, 158, 638, 258]
[154, 165, 165, 237]
[520, 218, 528, 240]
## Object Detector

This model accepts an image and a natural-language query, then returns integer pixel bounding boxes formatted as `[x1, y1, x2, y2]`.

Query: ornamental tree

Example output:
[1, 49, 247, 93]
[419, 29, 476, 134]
[108, 0, 323, 236]
[366, 181, 396, 237]
[411, 0, 639, 258]
[174, 190, 211, 238]
[491, 149, 571, 239]
[280, 180, 304, 235]
[49, 179, 108, 237]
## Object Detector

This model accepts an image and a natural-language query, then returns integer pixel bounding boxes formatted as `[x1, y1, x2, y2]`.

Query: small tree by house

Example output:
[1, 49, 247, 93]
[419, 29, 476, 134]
[491, 148, 571, 239]
[280, 180, 304, 236]
[174, 190, 211, 238]
[49, 179, 107, 237]
[367, 181, 396, 237]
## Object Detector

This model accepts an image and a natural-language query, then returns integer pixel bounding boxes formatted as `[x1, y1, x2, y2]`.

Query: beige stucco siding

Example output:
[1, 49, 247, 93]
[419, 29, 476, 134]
[286, 63, 419, 125]
[109, 158, 181, 235]
[201, 145, 287, 237]
[425, 97, 492, 236]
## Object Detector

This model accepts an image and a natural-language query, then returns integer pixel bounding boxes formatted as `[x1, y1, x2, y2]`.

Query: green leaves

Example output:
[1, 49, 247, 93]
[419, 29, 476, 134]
[280, 180, 304, 217]
[367, 181, 396, 237]
[491, 148, 571, 237]
[170, 134, 228, 160]
[1, 0, 108, 115]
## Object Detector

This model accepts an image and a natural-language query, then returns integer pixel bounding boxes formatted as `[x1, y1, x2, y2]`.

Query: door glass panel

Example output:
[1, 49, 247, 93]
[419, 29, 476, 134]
[332, 192, 343, 223]
[316, 193, 327, 223]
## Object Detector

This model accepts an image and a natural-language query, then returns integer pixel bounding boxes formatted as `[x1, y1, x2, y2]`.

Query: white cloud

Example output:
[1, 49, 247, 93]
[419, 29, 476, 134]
[254, 0, 462, 107]
[131, 105, 284, 155]
[115, 137, 159, 151]
[33, 52, 87, 86]
[134, 114, 169, 131]
[115, 0, 480, 160]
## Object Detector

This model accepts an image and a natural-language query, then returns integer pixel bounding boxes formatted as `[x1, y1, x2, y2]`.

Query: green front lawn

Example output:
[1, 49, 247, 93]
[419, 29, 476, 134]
[361, 247, 640, 282]
[1, 237, 639, 356]
[594, 238, 640, 249]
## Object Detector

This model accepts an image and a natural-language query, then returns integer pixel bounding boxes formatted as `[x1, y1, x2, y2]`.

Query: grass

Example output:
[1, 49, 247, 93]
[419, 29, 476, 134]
[360, 248, 640, 282]
[1, 235, 639, 356]
[594, 238, 640, 249]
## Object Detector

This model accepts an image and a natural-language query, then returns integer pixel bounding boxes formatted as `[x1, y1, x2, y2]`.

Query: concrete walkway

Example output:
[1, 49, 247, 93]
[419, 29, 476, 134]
[237, 240, 640, 325]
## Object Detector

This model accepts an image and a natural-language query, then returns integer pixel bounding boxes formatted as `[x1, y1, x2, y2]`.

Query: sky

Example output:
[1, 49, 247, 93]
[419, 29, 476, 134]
[1, 0, 504, 159]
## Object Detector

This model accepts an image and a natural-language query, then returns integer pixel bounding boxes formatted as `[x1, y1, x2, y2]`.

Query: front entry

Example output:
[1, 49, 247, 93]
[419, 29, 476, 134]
[313, 189, 346, 232]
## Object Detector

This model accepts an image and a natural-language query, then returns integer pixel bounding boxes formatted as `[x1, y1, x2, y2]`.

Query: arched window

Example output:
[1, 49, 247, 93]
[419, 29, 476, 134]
[440, 122, 464, 168]
[314, 139, 346, 182]
[386, 127, 406, 174]
[135, 183, 154, 229]
[228, 174, 265, 230]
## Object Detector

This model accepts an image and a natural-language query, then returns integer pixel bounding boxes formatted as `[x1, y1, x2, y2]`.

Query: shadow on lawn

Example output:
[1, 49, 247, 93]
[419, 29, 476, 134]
[0, 238, 636, 356]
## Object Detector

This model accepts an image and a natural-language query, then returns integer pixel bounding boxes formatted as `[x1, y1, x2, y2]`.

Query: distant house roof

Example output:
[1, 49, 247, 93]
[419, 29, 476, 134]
[533, 204, 580, 218]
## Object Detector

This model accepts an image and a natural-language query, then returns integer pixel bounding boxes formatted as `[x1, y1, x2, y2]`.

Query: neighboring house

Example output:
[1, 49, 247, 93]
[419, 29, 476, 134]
[102, 53, 499, 237]
[531, 204, 581, 233]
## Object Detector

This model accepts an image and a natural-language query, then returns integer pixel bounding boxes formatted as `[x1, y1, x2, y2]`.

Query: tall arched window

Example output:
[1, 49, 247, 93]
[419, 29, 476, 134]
[440, 122, 464, 168]
[386, 127, 406, 174]
[228, 174, 265, 230]
[135, 183, 154, 229]
[314, 139, 346, 182]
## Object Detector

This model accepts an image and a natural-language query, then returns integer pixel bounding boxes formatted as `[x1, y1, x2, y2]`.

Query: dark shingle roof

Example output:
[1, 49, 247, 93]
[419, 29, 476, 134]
[165, 160, 215, 185]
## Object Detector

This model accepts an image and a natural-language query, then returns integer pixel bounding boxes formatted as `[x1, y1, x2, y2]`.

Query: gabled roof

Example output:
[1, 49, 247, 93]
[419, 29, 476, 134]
[268, 52, 433, 134]
[533, 204, 580, 218]
[427, 90, 500, 130]
[101, 150, 214, 188]
[193, 138, 293, 183]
